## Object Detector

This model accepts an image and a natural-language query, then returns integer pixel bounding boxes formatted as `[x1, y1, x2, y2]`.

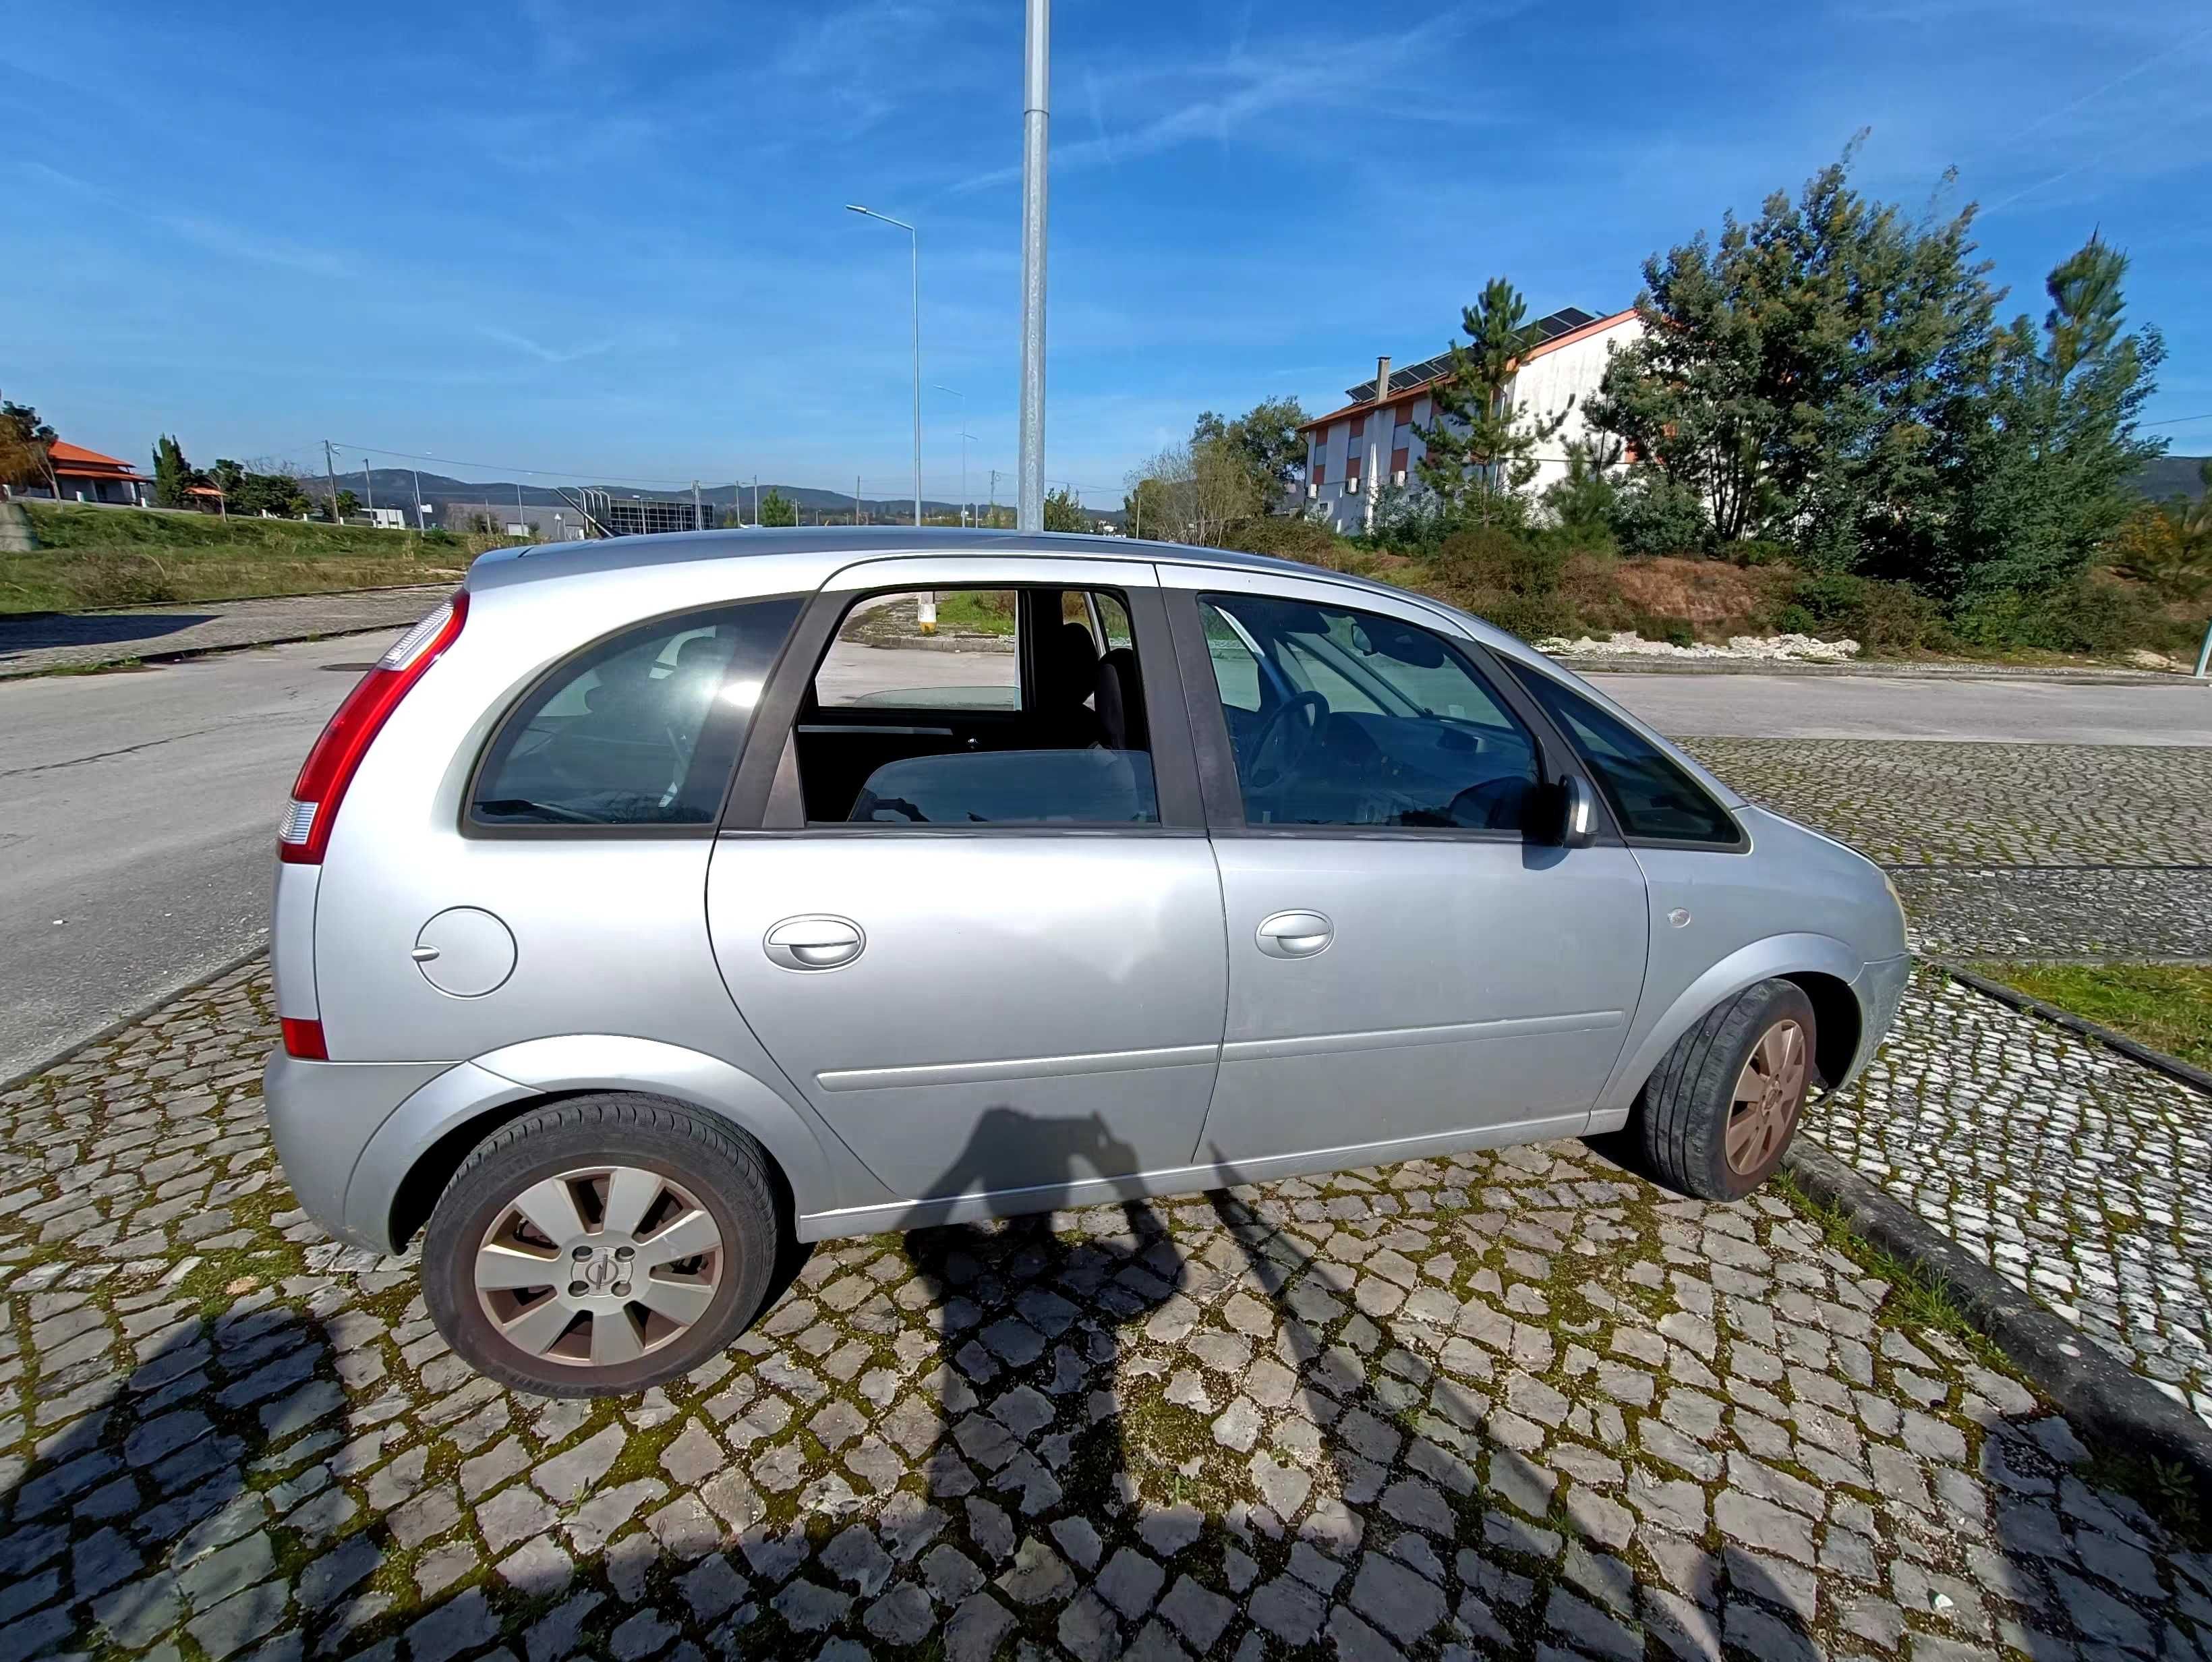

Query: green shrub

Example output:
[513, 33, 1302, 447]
[1609, 470, 1708, 556]
[1785, 571, 1946, 652]
[63, 552, 179, 607]
[1476, 589, 1579, 641]
[1953, 578, 2185, 656]
[1722, 538, 1792, 567]
[1434, 527, 1565, 598]
[1219, 515, 1362, 571]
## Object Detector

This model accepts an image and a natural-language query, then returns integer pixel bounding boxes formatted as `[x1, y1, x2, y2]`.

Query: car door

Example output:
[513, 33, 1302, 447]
[704, 554, 1227, 1213]
[1161, 565, 1651, 1172]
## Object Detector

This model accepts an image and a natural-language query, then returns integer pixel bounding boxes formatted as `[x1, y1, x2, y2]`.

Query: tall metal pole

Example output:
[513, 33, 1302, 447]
[322, 440, 341, 523]
[854, 475, 862, 526]
[910, 228, 921, 529]
[411, 467, 426, 532]
[692, 480, 702, 530]
[360, 459, 375, 515]
[1017, 0, 1049, 532]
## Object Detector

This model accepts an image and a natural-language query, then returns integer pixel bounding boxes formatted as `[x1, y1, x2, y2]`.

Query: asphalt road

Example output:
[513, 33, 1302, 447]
[1, 633, 2204, 1081]
[0, 637, 380, 1081]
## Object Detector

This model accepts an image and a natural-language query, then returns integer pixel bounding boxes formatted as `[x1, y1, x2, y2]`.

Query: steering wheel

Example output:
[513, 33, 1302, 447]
[1445, 776, 1528, 830]
[1246, 691, 1329, 789]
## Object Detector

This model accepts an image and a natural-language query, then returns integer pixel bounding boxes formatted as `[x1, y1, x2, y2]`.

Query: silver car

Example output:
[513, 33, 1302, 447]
[264, 528, 1909, 1397]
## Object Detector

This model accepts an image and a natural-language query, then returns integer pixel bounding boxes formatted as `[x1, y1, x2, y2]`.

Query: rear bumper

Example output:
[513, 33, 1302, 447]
[262, 1050, 448, 1253]
[1846, 953, 1913, 1085]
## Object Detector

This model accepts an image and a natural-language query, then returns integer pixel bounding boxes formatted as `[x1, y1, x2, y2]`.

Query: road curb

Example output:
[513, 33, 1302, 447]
[0, 945, 269, 1097]
[0, 620, 417, 682]
[1783, 1138, 2212, 1493]
[1936, 962, 2212, 1097]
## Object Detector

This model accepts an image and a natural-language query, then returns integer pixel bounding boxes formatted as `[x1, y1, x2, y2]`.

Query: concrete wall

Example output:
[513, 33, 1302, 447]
[1300, 315, 1641, 534]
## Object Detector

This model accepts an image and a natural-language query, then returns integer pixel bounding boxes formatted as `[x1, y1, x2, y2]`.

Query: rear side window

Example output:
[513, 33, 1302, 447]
[1505, 662, 1742, 846]
[471, 598, 800, 828]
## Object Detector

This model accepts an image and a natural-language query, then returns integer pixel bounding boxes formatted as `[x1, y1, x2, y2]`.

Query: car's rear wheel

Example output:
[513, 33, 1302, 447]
[1631, 979, 1817, 1201]
[422, 1093, 782, 1397]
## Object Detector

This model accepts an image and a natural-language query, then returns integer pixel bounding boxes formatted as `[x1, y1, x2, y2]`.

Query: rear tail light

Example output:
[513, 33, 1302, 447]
[279, 592, 468, 865]
[280, 1017, 328, 1060]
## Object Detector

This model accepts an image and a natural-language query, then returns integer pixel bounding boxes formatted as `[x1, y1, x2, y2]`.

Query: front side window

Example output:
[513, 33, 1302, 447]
[1198, 593, 1539, 830]
[471, 598, 800, 828]
[1506, 662, 1742, 845]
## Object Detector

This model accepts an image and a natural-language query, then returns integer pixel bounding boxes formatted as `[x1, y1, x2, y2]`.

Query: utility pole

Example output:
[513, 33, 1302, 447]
[322, 440, 341, 524]
[411, 467, 426, 532]
[1017, 0, 1050, 532]
[692, 480, 702, 531]
[515, 482, 525, 536]
[989, 468, 999, 531]
[854, 475, 862, 526]
[360, 459, 375, 515]
[753, 476, 759, 525]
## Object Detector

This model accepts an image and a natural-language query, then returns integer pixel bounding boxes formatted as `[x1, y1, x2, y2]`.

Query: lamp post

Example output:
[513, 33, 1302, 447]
[1017, 0, 1049, 532]
[846, 204, 921, 532]
[934, 386, 970, 526]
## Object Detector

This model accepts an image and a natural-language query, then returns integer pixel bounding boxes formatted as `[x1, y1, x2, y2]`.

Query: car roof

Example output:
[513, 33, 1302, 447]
[466, 525, 1499, 639]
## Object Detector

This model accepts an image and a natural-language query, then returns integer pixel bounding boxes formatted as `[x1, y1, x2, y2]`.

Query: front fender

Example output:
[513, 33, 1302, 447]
[343, 1035, 850, 1254]
[1595, 932, 1869, 1120]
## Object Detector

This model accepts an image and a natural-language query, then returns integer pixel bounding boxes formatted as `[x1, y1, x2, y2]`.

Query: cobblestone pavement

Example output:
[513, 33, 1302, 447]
[1677, 741, 2212, 871]
[0, 586, 452, 679]
[1679, 740, 2212, 961]
[1814, 968, 2212, 1429]
[1884, 869, 2212, 961]
[10, 967, 2212, 1662]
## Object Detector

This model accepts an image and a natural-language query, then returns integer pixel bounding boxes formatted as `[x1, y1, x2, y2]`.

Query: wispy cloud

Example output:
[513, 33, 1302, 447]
[475, 327, 623, 365]
[948, 8, 1505, 194]
[154, 214, 351, 277]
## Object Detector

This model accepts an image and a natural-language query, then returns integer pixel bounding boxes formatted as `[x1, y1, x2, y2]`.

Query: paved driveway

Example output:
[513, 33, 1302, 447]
[4, 965, 2209, 1662]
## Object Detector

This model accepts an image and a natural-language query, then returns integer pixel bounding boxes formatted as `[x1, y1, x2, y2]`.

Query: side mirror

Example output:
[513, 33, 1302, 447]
[1542, 775, 1598, 848]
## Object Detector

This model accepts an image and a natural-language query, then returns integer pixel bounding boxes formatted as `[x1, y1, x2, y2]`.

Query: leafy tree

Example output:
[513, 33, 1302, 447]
[1944, 237, 2165, 600]
[2106, 471, 2211, 603]
[152, 434, 196, 509]
[1414, 277, 1569, 527]
[1194, 397, 1312, 511]
[1043, 486, 1087, 532]
[1124, 440, 1260, 547]
[759, 488, 798, 527]
[0, 399, 58, 496]
[334, 489, 361, 519]
[1586, 142, 2003, 571]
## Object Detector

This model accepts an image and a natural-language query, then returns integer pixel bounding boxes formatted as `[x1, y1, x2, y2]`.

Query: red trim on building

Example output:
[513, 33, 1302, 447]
[1297, 308, 1636, 435]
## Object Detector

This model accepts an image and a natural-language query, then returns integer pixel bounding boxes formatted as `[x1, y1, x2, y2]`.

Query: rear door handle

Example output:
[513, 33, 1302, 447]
[1256, 910, 1333, 959]
[764, 915, 865, 971]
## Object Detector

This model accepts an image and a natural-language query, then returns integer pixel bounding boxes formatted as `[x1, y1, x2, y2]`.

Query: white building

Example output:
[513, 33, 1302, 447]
[1298, 306, 1641, 534]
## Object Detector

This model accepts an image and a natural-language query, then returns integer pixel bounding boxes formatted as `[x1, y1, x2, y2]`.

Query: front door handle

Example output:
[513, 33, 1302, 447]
[764, 915, 865, 971]
[1256, 910, 1333, 959]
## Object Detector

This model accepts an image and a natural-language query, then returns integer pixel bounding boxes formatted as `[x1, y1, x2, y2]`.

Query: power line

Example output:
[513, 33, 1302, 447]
[2144, 413, 2212, 428]
[322, 442, 707, 490]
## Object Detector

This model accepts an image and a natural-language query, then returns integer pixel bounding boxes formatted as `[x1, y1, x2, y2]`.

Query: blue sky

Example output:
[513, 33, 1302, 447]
[7, 1, 2208, 510]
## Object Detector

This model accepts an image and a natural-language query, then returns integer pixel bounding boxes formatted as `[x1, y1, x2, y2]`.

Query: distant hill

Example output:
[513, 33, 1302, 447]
[331, 468, 1124, 527]
[2131, 455, 2208, 501]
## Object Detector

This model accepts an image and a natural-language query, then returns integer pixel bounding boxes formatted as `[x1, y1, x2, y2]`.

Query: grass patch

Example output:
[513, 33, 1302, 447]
[1965, 961, 2212, 1071]
[3, 501, 500, 613]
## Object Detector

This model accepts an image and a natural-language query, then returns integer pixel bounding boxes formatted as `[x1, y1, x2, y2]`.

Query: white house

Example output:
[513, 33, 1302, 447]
[1298, 306, 1641, 534]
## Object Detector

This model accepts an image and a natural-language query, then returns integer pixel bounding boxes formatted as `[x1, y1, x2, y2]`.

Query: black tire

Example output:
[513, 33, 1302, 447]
[423, 1093, 784, 1398]
[1629, 979, 1817, 1201]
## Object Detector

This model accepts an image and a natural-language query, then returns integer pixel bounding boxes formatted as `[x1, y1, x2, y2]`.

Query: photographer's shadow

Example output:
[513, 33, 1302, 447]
[901, 1107, 1190, 1549]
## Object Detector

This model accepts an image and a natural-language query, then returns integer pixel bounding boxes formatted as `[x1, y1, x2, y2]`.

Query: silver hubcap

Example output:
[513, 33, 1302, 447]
[474, 1166, 722, 1369]
[1726, 1019, 1807, 1176]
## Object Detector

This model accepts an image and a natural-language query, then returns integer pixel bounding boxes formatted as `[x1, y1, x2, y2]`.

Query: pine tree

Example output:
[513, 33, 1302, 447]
[1414, 278, 1568, 527]
[759, 488, 798, 527]
[152, 434, 194, 509]
[1944, 236, 2165, 600]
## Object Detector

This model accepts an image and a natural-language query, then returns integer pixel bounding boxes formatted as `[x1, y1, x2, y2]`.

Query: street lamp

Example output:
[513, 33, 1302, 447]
[934, 385, 971, 526]
[846, 204, 921, 533]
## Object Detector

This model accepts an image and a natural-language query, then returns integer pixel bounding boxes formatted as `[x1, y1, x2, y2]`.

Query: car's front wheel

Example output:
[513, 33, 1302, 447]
[1631, 979, 1817, 1201]
[422, 1094, 782, 1397]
